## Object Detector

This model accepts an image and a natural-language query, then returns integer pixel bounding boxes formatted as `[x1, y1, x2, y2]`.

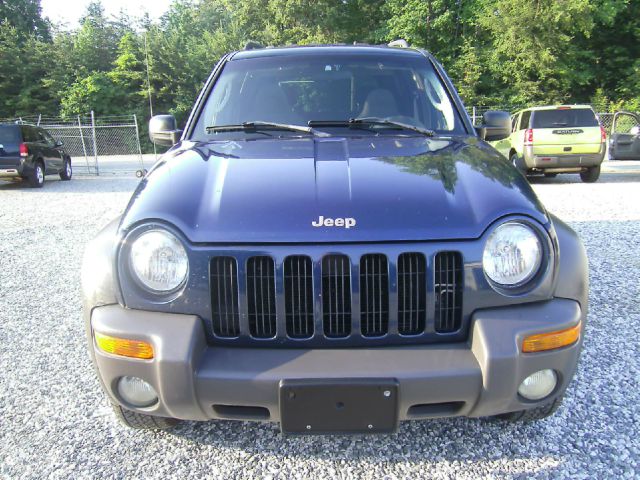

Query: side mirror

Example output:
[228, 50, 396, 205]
[54, 140, 64, 147]
[475, 110, 511, 142]
[149, 114, 183, 147]
[630, 126, 640, 136]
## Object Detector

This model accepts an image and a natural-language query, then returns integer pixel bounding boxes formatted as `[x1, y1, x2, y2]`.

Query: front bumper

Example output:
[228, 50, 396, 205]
[89, 298, 584, 424]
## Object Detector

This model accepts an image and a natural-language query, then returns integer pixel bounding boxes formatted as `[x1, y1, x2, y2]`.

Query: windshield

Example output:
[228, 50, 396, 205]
[531, 109, 599, 128]
[194, 52, 467, 139]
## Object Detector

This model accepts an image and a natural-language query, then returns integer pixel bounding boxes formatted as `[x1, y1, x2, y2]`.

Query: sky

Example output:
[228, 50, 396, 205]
[41, 0, 173, 28]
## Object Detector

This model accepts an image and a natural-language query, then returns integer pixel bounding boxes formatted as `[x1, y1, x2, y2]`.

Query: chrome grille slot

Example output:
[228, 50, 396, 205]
[434, 251, 463, 333]
[246, 256, 277, 338]
[322, 255, 351, 338]
[397, 253, 426, 335]
[360, 254, 389, 337]
[284, 256, 314, 339]
[210, 257, 240, 337]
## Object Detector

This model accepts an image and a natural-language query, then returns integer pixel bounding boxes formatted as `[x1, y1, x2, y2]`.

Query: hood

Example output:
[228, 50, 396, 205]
[120, 136, 549, 243]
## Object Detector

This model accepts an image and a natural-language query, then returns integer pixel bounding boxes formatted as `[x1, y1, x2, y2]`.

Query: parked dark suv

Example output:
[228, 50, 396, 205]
[83, 43, 588, 434]
[0, 123, 72, 187]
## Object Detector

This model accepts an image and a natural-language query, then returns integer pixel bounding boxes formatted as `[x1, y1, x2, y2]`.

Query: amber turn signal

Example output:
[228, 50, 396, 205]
[522, 322, 581, 353]
[94, 332, 154, 359]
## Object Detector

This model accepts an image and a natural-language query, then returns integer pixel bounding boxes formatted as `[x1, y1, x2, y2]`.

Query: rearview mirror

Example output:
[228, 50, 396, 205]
[475, 111, 511, 142]
[149, 114, 183, 147]
[631, 126, 640, 136]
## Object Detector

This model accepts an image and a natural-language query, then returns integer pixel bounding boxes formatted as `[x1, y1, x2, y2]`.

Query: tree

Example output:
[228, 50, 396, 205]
[72, 1, 120, 75]
[0, 0, 50, 40]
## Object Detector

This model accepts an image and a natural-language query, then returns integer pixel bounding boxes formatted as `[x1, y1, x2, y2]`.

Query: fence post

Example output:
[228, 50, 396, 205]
[37, 114, 41, 126]
[91, 110, 99, 176]
[77, 115, 90, 174]
[133, 114, 145, 171]
[472, 106, 476, 125]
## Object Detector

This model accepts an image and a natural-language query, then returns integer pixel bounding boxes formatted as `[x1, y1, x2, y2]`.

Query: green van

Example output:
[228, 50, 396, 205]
[492, 105, 606, 182]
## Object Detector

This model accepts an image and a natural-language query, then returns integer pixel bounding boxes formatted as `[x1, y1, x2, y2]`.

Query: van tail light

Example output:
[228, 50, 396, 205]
[600, 126, 607, 142]
[524, 129, 534, 146]
[19, 143, 28, 157]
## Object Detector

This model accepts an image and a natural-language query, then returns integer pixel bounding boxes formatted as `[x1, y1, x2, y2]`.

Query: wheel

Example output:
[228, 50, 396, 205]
[580, 165, 600, 183]
[493, 394, 564, 422]
[111, 403, 180, 430]
[60, 158, 72, 181]
[510, 153, 524, 172]
[544, 172, 557, 178]
[29, 161, 45, 188]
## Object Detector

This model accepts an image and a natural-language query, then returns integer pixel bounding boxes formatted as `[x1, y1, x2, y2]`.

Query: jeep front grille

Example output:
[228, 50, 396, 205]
[434, 251, 463, 333]
[246, 256, 277, 338]
[210, 256, 240, 337]
[208, 250, 465, 346]
[284, 255, 314, 339]
[322, 255, 352, 338]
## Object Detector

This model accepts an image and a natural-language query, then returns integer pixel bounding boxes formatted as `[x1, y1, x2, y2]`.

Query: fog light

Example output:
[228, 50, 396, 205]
[117, 376, 158, 407]
[518, 369, 557, 401]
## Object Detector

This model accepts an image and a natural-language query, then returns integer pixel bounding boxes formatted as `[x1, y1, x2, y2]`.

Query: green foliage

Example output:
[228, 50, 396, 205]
[0, 0, 50, 40]
[0, 0, 638, 124]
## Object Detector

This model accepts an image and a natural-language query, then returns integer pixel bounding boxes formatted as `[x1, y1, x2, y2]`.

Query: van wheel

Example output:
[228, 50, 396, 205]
[60, 158, 72, 180]
[510, 153, 524, 172]
[29, 161, 45, 188]
[493, 394, 564, 422]
[580, 166, 600, 183]
[111, 403, 181, 430]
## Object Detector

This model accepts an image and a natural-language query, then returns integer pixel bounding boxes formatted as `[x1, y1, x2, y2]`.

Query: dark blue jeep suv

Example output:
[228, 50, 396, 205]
[83, 44, 588, 434]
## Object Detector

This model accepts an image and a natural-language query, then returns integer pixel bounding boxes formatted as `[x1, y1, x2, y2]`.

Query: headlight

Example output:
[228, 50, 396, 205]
[482, 221, 542, 287]
[129, 229, 189, 293]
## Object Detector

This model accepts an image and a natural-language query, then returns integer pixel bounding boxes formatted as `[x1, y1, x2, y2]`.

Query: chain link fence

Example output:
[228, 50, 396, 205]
[0, 112, 154, 175]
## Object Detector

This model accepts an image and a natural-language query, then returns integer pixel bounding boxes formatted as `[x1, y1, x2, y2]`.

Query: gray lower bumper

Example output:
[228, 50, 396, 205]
[523, 146, 605, 170]
[0, 168, 22, 178]
[90, 298, 584, 422]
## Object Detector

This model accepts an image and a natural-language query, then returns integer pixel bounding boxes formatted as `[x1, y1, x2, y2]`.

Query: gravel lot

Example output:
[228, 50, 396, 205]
[1, 170, 639, 479]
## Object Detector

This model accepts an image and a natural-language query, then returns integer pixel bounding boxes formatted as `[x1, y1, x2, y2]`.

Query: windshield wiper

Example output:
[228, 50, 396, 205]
[206, 121, 329, 137]
[308, 117, 435, 137]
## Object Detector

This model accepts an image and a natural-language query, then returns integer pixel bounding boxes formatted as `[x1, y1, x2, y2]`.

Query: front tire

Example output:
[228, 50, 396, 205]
[580, 166, 600, 183]
[29, 161, 45, 188]
[510, 153, 525, 173]
[60, 158, 72, 181]
[493, 394, 564, 422]
[111, 403, 181, 430]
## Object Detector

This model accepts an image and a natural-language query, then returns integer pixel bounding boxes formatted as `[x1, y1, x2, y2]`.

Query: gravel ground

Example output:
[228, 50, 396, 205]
[0, 171, 639, 479]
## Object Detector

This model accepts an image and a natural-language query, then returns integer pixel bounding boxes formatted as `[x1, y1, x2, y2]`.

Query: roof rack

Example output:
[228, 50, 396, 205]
[244, 41, 264, 50]
[388, 39, 409, 48]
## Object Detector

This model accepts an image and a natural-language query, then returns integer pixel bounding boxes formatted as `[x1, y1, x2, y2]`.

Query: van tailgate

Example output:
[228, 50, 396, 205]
[533, 127, 602, 155]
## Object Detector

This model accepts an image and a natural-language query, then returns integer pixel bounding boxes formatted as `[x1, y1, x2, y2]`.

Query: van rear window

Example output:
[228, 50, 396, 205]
[532, 109, 599, 128]
[0, 126, 21, 147]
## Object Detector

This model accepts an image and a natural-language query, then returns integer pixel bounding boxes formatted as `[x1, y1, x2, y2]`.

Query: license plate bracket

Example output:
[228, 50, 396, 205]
[279, 378, 398, 435]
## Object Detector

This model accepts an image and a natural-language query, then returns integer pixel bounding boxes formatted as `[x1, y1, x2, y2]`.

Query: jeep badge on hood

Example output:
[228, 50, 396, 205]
[312, 216, 356, 228]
